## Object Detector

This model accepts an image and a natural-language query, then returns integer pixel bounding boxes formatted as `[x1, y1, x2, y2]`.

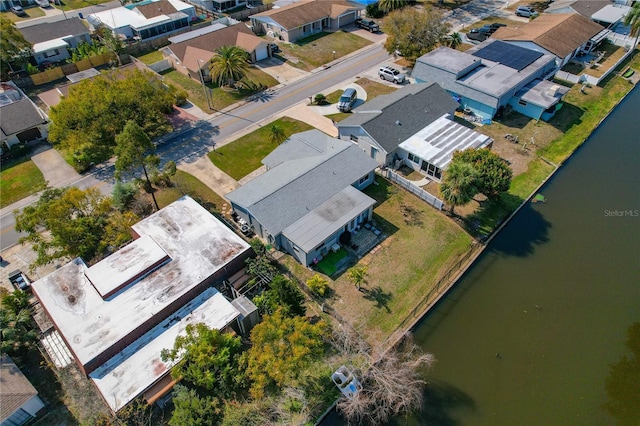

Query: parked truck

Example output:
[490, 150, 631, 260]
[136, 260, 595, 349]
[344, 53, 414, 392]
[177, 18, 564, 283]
[354, 18, 379, 32]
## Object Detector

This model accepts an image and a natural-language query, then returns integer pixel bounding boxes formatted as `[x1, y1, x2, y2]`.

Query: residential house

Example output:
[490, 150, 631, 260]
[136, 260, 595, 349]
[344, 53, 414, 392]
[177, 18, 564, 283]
[30, 196, 255, 412]
[491, 13, 606, 68]
[1, 81, 49, 152]
[163, 22, 270, 82]
[188, 0, 247, 14]
[226, 130, 378, 266]
[0, 355, 45, 426]
[18, 17, 92, 66]
[250, 0, 362, 43]
[336, 83, 493, 181]
[411, 41, 566, 121]
[87, 0, 195, 41]
[545, 0, 631, 30]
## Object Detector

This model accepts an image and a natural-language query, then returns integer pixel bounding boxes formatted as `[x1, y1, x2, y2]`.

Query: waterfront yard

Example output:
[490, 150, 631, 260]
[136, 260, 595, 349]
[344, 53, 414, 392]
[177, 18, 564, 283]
[281, 177, 473, 346]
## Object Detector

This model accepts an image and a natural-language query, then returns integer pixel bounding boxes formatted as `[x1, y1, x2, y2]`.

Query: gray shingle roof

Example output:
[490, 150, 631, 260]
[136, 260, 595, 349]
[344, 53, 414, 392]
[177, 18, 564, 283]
[226, 130, 378, 236]
[19, 17, 88, 44]
[0, 354, 39, 421]
[337, 83, 458, 153]
[0, 98, 47, 137]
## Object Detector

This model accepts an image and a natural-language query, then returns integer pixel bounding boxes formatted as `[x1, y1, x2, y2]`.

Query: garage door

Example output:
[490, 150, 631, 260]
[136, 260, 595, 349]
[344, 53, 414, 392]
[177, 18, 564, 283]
[340, 11, 356, 26]
[255, 45, 268, 61]
[17, 127, 41, 143]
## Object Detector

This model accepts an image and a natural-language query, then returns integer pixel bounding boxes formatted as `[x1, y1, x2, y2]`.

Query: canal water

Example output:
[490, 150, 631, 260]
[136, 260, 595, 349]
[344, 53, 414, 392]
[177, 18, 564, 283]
[405, 87, 640, 425]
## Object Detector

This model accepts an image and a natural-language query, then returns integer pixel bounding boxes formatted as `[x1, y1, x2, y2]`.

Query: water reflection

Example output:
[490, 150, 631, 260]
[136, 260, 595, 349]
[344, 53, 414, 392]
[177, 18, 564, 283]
[603, 322, 640, 425]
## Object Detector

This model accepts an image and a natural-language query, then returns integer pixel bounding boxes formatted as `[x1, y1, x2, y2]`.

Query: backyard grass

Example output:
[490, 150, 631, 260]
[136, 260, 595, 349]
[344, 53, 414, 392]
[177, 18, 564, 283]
[135, 50, 164, 65]
[279, 31, 372, 71]
[160, 67, 278, 112]
[208, 117, 313, 180]
[154, 169, 227, 211]
[58, 0, 113, 11]
[315, 248, 349, 276]
[321, 177, 473, 344]
[0, 158, 46, 208]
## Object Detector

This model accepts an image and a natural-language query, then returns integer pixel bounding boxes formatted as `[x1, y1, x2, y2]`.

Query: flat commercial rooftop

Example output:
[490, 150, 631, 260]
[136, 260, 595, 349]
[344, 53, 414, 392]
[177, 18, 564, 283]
[90, 287, 239, 412]
[31, 196, 250, 371]
[399, 115, 493, 169]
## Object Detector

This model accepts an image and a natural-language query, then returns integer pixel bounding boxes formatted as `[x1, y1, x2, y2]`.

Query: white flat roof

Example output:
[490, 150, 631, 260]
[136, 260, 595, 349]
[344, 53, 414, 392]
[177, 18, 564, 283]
[84, 235, 170, 299]
[33, 38, 70, 53]
[168, 23, 227, 43]
[31, 196, 250, 369]
[399, 115, 493, 169]
[90, 287, 239, 412]
[591, 5, 629, 24]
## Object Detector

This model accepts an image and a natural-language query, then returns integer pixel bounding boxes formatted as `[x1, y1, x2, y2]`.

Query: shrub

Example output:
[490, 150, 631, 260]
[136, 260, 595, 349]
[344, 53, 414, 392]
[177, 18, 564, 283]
[314, 93, 327, 105]
[366, 2, 383, 18]
[307, 274, 330, 297]
[112, 181, 138, 211]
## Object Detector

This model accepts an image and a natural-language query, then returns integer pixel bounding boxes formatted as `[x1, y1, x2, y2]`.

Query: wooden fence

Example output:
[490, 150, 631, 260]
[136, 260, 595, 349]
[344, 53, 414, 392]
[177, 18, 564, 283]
[28, 52, 115, 86]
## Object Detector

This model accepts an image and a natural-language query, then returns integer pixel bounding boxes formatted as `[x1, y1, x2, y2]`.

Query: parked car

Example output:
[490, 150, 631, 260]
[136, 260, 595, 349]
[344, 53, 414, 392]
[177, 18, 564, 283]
[36, 0, 50, 7]
[8, 270, 31, 291]
[378, 66, 406, 84]
[515, 6, 538, 17]
[338, 88, 357, 112]
[10, 5, 26, 16]
[354, 17, 380, 32]
[467, 28, 491, 42]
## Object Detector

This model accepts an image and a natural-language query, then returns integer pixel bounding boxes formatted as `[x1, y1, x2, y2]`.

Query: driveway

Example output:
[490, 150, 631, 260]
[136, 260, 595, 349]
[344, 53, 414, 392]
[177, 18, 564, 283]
[30, 145, 81, 188]
[253, 57, 309, 85]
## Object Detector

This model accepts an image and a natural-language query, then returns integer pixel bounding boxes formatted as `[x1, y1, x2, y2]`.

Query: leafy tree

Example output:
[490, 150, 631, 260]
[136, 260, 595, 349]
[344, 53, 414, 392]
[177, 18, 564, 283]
[314, 93, 326, 105]
[245, 253, 277, 280]
[269, 123, 286, 145]
[112, 181, 138, 211]
[1, 290, 38, 355]
[48, 69, 174, 171]
[383, 7, 451, 63]
[152, 160, 176, 187]
[378, 0, 408, 13]
[452, 148, 513, 199]
[365, 2, 383, 19]
[0, 16, 31, 80]
[306, 274, 330, 297]
[99, 210, 139, 254]
[347, 265, 368, 291]
[67, 41, 106, 63]
[115, 120, 159, 210]
[439, 161, 478, 215]
[15, 187, 129, 267]
[603, 322, 640, 425]
[208, 46, 250, 87]
[169, 385, 223, 426]
[254, 275, 306, 317]
[624, 3, 640, 37]
[96, 27, 124, 65]
[161, 324, 245, 398]
[245, 308, 329, 398]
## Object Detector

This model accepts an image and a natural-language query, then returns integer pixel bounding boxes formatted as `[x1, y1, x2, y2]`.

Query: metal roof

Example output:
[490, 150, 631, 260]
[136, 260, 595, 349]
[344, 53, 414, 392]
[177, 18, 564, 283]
[282, 186, 375, 252]
[399, 115, 493, 169]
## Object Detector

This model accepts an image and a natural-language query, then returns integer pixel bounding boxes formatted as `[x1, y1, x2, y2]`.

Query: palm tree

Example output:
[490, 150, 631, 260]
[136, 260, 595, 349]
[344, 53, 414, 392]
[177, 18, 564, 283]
[446, 32, 462, 49]
[208, 46, 250, 88]
[269, 123, 286, 145]
[347, 265, 368, 291]
[439, 161, 478, 216]
[378, 0, 408, 13]
[624, 2, 640, 37]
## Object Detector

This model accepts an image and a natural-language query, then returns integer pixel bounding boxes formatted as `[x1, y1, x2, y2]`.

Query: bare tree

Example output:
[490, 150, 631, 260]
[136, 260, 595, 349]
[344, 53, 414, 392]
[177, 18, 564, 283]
[333, 330, 436, 424]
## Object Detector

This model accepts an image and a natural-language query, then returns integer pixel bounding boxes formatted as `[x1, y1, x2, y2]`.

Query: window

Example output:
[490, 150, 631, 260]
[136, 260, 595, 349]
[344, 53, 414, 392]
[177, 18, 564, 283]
[350, 135, 359, 142]
[43, 49, 60, 58]
[370, 146, 378, 159]
[358, 174, 369, 184]
[408, 153, 419, 164]
[518, 99, 527, 106]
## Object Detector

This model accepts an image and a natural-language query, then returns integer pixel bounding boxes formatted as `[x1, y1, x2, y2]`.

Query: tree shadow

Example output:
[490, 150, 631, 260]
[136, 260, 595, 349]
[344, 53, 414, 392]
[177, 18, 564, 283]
[157, 121, 220, 165]
[485, 199, 552, 258]
[361, 286, 392, 313]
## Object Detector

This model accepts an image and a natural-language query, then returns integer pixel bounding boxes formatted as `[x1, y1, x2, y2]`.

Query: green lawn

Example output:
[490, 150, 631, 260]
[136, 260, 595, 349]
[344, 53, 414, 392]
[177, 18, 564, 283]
[135, 50, 164, 65]
[354, 77, 397, 100]
[1, 8, 45, 22]
[208, 117, 313, 180]
[279, 31, 373, 71]
[0, 159, 46, 208]
[315, 248, 349, 276]
[154, 169, 227, 211]
[161, 67, 278, 112]
[58, 0, 113, 11]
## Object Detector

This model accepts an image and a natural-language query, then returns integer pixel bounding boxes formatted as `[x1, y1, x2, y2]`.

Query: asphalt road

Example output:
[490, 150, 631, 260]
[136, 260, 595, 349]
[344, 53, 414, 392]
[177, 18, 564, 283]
[0, 44, 390, 251]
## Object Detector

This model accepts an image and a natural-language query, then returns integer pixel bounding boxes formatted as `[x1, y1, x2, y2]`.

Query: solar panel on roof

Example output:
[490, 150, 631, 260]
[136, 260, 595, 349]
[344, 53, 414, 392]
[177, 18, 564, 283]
[473, 40, 543, 71]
